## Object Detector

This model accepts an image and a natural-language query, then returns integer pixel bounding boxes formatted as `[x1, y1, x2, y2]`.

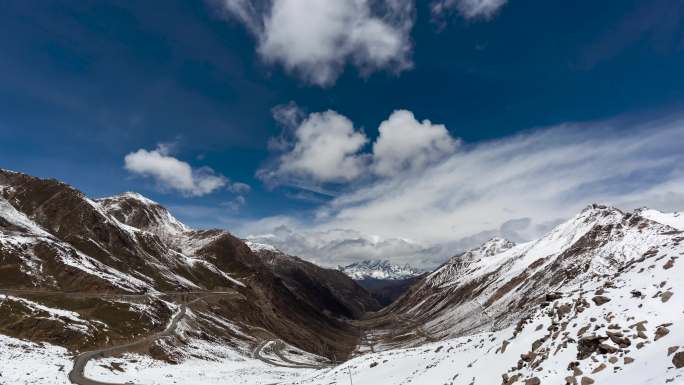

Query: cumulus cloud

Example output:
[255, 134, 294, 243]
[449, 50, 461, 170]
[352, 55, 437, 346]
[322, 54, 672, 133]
[259, 107, 460, 186]
[124, 144, 246, 197]
[258, 110, 369, 185]
[243, 113, 684, 267]
[213, 0, 414, 86]
[372, 110, 459, 176]
[432, 0, 508, 20]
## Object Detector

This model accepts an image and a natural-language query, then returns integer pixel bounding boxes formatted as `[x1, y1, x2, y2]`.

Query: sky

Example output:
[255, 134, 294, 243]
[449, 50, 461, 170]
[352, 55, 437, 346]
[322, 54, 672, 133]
[1, 0, 684, 268]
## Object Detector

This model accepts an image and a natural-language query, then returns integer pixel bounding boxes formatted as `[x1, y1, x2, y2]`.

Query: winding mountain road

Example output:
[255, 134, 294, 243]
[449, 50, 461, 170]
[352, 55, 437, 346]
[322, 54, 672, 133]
[253, 340, 330, 370]
[65, 291, 239, 385]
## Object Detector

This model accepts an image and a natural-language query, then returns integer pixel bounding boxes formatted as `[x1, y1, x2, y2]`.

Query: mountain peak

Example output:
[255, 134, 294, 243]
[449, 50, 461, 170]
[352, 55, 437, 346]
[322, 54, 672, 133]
[472, 237, 516, 258]
[339, 259, 422, 280]
[245, 240, 279, 253]
[115, 191, 159, 206]
[579, 203, 624, 217]
[96, 192, 188, 240]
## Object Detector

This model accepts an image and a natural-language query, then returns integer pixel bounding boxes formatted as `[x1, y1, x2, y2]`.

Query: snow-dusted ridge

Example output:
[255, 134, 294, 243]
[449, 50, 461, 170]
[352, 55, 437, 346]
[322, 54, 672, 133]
[339, 259, 423, 280]
[637, 207, 684, 231]
[245, 240, 279, 253]
[96, 191, 190, 241]
[333, 203, 684, 384]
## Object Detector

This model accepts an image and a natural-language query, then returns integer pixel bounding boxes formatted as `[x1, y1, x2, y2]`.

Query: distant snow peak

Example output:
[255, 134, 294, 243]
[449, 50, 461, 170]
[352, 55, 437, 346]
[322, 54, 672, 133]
[339, 260, 422, 280]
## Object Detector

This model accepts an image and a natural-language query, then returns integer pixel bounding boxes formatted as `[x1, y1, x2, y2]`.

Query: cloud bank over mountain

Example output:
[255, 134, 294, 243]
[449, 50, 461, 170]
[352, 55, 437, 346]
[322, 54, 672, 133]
[241, 111, 684, 267]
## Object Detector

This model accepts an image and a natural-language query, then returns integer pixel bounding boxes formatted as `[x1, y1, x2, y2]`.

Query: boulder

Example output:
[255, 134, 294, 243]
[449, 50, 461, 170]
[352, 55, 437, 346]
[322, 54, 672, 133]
[673, 352, 684, 369]
[592, 296, 611, 306]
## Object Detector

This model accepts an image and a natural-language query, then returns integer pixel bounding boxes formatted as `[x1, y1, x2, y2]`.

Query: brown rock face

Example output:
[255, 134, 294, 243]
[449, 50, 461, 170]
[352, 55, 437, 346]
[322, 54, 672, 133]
[253, 248, 380, 319]
[655, 326, 670, 341]
[660, 291, 673, 303]
[606, 331, 631, 348]
[673, 352, 684, 369]
[525, 377, 541, 385]
[578, 336, 606, 360]
[598, 343, 618, 354]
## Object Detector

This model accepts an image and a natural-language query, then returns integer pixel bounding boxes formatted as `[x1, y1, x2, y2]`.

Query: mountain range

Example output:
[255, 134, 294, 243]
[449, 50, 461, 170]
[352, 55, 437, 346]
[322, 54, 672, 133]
[338, 259, 425, 306]
[1, 170, 683, 385]
[338, 259, 423, 280]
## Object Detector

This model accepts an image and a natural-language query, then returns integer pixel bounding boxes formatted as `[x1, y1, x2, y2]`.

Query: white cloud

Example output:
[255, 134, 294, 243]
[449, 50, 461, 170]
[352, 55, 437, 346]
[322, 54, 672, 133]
[320, 116, 684, 246]
[243, 113, 684, 267]
[222, 195, 247, 212]
[259, 107, 462, 186]
[214, 0, 414, 86]
[258, 110, 369, 184]
[124, 144, 228, 196]
[432, 0, 508, 20]
[228, 182, 251, 194]
[372, 110, 460, 176]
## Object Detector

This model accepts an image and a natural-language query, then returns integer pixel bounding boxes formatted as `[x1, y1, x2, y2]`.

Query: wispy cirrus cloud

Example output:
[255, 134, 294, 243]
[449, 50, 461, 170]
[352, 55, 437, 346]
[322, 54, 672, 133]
[431, 0, 508, 21]
[241, 110, 684, 267]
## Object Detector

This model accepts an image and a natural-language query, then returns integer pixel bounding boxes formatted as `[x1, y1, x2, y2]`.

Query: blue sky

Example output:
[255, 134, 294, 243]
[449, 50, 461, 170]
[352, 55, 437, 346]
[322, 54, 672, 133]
[1, 0, 684, 266]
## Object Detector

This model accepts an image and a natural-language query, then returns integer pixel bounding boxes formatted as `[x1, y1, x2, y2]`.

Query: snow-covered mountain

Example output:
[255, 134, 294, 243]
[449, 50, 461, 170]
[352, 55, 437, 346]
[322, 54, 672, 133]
[335, 203, 684, 384]
[339, 260, 422, 280]
[0, 169, 375, 382]
[4, 169, 684, 385]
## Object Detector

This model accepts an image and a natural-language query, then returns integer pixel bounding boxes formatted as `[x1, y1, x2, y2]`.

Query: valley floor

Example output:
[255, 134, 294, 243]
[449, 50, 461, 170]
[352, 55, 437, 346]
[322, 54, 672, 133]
[0, 333, 314, 385]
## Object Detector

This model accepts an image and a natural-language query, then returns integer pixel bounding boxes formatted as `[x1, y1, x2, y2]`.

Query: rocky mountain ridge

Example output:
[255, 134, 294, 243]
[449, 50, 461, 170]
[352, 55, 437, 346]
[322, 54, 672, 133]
[0, 169, 373, 364]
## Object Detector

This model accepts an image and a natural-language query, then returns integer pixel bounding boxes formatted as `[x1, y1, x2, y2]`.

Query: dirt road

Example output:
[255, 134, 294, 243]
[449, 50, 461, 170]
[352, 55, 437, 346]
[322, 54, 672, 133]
[64, 291, 238, 385]
[253, 340, 330, 370]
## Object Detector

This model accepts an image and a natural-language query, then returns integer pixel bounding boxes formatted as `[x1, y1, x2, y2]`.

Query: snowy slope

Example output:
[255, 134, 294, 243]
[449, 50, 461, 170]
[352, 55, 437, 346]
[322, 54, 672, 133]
[638, 208, 684, 231]
[0, 334, 74, 385]
[294, 247, 684, 385]
[370, 205, 684, 348]
[339, 260, 422, 280]
[292, 205, 684, 385]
